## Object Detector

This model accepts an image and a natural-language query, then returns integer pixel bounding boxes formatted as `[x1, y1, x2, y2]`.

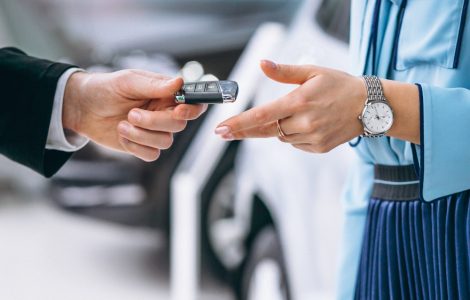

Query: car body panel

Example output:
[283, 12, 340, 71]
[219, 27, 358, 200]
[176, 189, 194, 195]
[234, 0, 356, 298]
[170, 22, 288, 300]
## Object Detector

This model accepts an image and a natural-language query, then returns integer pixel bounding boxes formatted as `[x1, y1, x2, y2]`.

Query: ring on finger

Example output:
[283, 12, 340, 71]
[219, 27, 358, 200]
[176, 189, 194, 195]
[276, 119, 287, 138]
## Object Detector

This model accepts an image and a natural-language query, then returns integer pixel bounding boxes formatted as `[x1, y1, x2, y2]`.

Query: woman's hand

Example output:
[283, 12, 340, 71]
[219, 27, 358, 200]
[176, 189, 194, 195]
[64, 69, 207, 161]
[216, 60, 420, 152]
[215, 60, 366, 153]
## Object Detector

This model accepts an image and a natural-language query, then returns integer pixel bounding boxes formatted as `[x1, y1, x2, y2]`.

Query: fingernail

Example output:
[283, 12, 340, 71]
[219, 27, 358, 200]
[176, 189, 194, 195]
[215, 126, 231, 135]
[166, 77, 182, 87]
[261, 59, 277, 70]
[118, 122, 130, 135]
[166, 77, 177, 84]
[222, 133, 235, 141]
[129, 110, 141, 123]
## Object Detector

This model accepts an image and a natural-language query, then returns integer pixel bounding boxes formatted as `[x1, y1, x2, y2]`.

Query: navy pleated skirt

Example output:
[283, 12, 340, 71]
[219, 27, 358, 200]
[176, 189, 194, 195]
[354, 165, 470, 300]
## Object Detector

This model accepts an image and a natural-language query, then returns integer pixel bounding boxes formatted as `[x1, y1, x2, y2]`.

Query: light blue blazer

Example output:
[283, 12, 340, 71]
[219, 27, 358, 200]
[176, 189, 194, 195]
[337, 0, 470, 298]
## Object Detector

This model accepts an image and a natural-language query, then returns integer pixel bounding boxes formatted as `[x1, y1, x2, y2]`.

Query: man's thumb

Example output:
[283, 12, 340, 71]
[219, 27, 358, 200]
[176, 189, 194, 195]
[260, 60, 317, 85]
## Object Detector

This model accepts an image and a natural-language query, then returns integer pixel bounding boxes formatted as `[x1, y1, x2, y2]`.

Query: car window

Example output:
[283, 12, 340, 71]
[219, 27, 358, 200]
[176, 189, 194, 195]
[315, 0, 351, 44]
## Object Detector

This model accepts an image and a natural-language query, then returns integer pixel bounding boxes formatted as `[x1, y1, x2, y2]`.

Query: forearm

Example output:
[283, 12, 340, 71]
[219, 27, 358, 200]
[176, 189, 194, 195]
[381, 79, 420, 144]
[215, 62, 423, 152]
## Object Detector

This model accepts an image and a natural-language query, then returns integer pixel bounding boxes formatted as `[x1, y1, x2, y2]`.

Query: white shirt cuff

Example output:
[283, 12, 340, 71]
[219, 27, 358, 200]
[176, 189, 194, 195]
[46, 68, 90, 152]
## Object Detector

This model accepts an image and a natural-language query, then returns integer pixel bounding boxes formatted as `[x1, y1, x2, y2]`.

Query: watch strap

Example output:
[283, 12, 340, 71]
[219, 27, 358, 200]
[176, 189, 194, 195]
[360, 75, 388, 138]
[363, 75, 385, 103]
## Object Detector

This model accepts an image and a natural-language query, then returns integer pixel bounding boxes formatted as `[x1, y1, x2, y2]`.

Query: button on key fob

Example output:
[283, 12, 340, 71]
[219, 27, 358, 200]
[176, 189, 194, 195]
[175, 80, 238, 104]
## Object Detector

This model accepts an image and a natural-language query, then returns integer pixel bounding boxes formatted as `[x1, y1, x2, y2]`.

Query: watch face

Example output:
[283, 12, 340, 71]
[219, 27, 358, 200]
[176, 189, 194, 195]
[362, 102, 394, 134]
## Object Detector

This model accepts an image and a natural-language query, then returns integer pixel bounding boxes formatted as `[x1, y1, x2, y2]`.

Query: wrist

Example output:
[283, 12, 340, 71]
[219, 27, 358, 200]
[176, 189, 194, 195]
[63, 71, 89, 135]
[381, 79, 420, 143]
[352, 76, 368, 137]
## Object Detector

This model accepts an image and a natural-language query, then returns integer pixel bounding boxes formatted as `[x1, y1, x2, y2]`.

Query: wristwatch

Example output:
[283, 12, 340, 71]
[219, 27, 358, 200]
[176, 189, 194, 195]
[358, 75, 394, 138]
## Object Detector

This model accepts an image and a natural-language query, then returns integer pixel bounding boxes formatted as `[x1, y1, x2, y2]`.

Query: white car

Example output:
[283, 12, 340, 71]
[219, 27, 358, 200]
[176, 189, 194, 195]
[170, 0, 356, 299]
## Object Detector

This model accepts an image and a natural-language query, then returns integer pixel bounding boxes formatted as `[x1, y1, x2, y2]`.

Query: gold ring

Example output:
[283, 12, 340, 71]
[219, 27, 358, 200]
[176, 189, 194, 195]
[276, 119, 287, 138]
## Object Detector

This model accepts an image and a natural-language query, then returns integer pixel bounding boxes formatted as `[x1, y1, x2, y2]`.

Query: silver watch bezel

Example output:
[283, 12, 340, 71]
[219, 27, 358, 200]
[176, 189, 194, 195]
[359, 99, 394, 136]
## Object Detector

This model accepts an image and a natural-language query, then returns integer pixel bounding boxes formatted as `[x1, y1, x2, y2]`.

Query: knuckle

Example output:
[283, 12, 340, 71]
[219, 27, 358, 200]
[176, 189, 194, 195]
[114, 70, 134, 93]
[308, 121, 317, 132]
[115, 70, 132, 83]
[300, 118, 315, 132]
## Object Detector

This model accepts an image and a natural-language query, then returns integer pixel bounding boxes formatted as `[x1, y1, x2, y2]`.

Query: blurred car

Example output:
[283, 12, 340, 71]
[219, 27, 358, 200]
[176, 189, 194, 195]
[0, 0, 300, 70]
[171, 0, 354, 299]
[235, 2, 353, 299]
[0, 0, 301, 230]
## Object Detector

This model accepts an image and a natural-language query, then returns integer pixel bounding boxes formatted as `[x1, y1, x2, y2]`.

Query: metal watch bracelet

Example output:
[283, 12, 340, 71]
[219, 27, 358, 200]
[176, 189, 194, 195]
[360, 75, 389, 138]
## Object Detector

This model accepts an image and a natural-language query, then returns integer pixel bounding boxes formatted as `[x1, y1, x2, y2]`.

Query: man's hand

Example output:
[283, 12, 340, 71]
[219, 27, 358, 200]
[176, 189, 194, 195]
[63, 69, 207, 161]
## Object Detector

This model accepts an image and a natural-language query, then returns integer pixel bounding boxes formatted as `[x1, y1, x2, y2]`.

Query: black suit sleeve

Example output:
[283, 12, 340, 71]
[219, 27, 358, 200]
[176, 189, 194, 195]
[0, 47, 78, 177]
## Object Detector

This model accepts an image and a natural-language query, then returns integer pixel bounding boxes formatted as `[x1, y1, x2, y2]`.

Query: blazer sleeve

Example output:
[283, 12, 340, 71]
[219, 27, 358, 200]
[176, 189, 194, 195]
[0, 47, 77, 177]
[414, 83, 470, 201]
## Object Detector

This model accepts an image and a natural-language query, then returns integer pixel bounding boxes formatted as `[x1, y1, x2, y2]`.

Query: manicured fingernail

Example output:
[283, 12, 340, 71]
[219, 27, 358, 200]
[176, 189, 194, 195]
[215, 126, 231, 135]
[222, 133, 235, 141]
[129, 110, 141, 123]
[261, 59, 277, 70]
[118, 122, 130, 135]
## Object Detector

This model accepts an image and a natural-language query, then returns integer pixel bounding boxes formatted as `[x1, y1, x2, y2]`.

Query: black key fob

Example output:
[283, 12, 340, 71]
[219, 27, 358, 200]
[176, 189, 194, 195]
[175, 81, 238, 104]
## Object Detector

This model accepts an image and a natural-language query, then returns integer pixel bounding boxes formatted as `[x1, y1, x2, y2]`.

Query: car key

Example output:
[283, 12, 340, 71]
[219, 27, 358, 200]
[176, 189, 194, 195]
[175, 81, 238, 104]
